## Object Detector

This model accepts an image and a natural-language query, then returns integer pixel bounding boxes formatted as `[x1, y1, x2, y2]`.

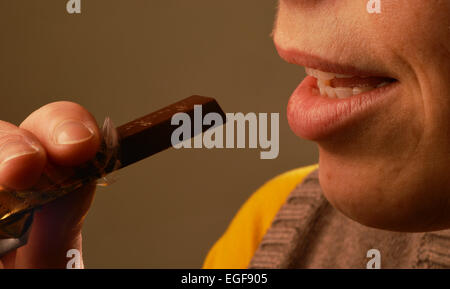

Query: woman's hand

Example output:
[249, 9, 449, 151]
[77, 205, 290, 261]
[0, 101, 100, 268]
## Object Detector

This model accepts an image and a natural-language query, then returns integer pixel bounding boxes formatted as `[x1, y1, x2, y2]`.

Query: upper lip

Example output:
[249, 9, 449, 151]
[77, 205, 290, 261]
[275, 44, 395, 79]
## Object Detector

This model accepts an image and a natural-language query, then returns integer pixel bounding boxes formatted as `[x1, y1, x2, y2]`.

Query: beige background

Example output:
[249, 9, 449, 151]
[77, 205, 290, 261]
[0, 0, 317, 268]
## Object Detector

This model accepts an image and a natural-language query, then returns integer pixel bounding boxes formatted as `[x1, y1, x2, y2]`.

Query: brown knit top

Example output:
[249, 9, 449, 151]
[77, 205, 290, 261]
[249, 170, 450, 269]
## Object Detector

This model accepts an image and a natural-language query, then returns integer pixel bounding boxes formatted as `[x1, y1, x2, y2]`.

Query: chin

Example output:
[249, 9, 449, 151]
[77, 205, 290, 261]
[316, 150, 450, 232]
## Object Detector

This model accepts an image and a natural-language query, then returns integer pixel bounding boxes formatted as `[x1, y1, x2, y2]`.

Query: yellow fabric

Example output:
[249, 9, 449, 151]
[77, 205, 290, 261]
[202, 164, 319, 269]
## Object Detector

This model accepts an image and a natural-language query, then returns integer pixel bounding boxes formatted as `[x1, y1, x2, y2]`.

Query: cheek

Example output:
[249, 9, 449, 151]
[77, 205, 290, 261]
[367, 1, 449, 62]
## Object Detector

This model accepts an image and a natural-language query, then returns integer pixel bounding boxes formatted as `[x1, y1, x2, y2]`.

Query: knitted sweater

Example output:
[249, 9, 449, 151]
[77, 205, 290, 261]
[248, 170, 450, 269]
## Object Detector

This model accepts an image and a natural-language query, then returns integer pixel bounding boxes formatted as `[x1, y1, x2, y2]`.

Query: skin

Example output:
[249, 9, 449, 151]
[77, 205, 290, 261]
[275, 1, 450, 231]
[0, 0, 449, 268]
[0, 102, 100, 268]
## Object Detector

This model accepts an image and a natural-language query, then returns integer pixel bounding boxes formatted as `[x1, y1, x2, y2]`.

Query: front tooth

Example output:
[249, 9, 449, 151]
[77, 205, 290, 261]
[325, 86, 337, 98]
[305, 67, 314, 77]
[317, 80, 326, 96]
[305, 67, 320, 79]
[316, 70, 335, 80]
[335, 87, 353, 99]
[352, 86, 374, 95]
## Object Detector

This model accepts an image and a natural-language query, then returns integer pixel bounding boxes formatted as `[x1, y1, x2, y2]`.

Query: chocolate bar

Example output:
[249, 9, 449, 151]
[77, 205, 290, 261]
[115, 95, 225, 169]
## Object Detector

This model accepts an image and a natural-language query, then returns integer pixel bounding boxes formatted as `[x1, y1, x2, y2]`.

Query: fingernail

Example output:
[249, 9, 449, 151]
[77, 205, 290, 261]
[54, 120, 94, 145]
[0, 136, 40, 166]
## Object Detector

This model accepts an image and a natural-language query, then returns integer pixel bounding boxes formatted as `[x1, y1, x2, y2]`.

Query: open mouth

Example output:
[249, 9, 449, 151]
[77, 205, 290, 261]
[305, 67, 397, 99]
[275, 45, 401, 140]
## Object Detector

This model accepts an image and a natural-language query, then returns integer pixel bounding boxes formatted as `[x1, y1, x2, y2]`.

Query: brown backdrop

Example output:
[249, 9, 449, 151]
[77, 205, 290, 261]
[0, 0, 317, 268]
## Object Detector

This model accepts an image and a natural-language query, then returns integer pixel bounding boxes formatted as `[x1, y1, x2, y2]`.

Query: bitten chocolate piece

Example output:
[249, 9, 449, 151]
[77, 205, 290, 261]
[116, 95, 225, 169]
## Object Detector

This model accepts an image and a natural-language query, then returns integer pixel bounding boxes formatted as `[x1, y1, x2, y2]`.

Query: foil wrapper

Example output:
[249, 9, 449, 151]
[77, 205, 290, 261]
[0, 118, 120, 256]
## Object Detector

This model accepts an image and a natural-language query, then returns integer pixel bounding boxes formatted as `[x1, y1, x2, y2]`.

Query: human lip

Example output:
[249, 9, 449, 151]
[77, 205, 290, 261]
[278, 47, 400, 140]
[275, 45, 392, 77]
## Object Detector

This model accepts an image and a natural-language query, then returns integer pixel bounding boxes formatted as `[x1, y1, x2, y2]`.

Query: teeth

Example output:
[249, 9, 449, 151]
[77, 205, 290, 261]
[305, 67, 331, 80]
[317, 79, 326, 96]
[316, 70, 336, 81]
[352, 86, 373, 95]
[305, 67, 389, 99]
[317, 81, 376, 99]
[305, 67, 353, 80]
[325, 86, 337, 98]
[335, 87, 353, 99]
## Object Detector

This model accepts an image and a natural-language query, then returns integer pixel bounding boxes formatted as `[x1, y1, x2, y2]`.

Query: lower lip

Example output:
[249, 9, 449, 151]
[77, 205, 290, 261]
[287, 76, 400, 140]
